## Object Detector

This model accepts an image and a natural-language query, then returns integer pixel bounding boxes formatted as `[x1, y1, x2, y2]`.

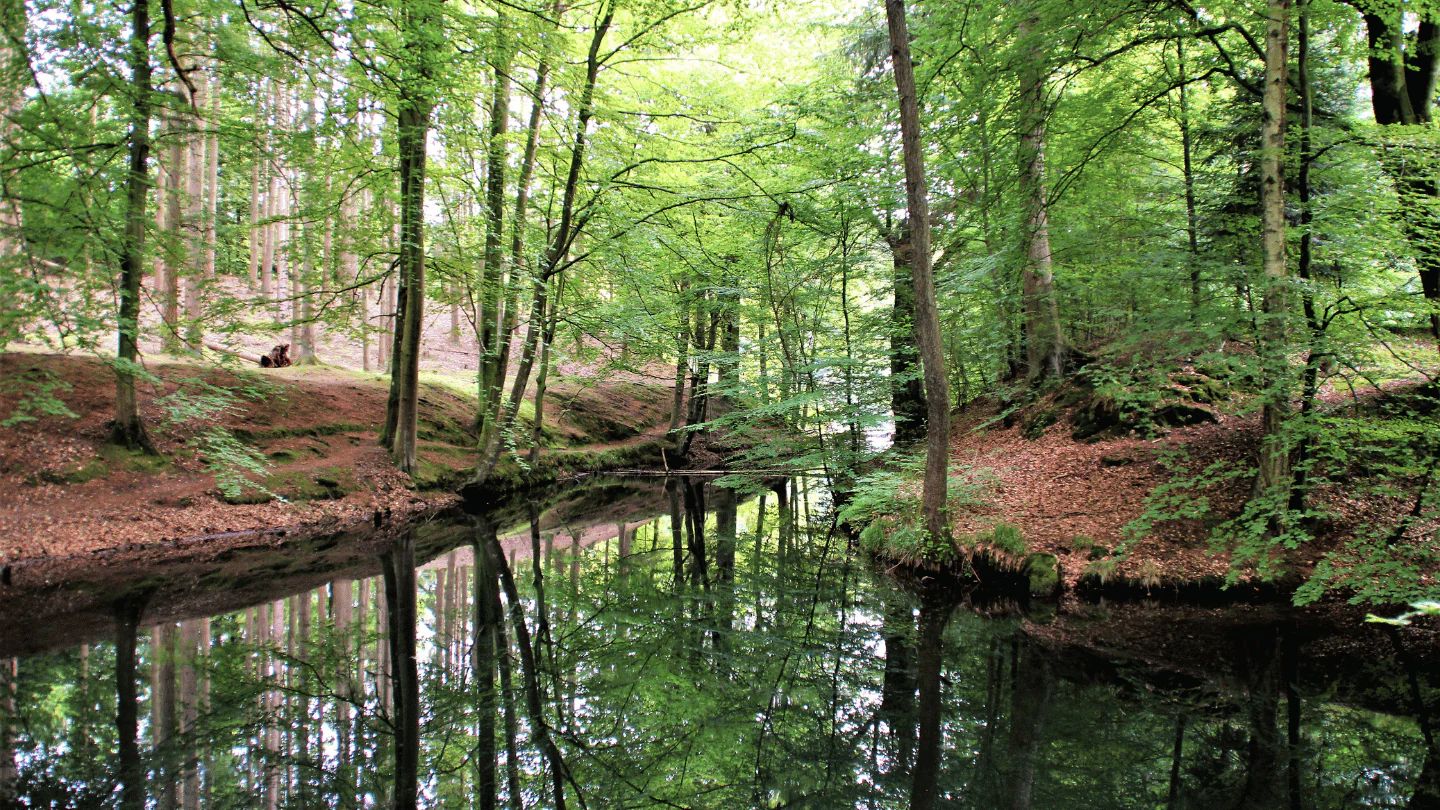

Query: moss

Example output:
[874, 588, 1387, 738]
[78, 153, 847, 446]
[1024, 552, 1061, 596]
[33, 456, 111, 485]
[222, 465, 359, 504]
[233, 422, 368, 442]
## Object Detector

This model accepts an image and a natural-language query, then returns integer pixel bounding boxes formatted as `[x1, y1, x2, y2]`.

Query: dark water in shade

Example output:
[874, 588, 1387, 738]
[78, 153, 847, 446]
[1, 476, 1437, 809]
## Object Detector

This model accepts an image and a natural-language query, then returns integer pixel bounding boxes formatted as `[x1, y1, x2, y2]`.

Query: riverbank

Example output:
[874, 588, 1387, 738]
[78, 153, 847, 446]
[862, 377, 1439, 603]
[0, 350, 676, 578]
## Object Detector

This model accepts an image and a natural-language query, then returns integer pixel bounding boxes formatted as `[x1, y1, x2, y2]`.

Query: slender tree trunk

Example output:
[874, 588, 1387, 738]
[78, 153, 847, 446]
[1017, 13, 1065, 381]
[473, 533, 501, 810]
[1291, 1, 1321, 513]
[909, 601, 949, 810]
[481, 519, 570, 810]
[669, 280, 691, 434]
[182, 64, 205, 349]
[885, 0, 951, 542]
[478, 35, 514, 451]
[112, 0, 155, 452]
[203, 75, 219, 280]
[386, 49, 434, 471]
[469, 4, 611, 486]
[1257, 0, 1293, 503]
[1178, 38, 1201, 317]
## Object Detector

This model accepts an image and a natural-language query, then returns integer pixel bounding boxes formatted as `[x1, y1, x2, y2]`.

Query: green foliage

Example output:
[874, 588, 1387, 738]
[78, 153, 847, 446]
[1, 368, 79, 427]
[159, 377, 280, 503]
[839, 456, 995, 565]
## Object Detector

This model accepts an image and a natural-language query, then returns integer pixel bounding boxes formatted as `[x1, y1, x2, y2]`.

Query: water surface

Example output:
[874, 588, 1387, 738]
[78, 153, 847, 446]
[2, 476, 1437, 808]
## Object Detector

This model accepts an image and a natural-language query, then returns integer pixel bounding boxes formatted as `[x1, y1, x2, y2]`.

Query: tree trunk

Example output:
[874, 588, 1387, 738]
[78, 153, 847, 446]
[480, 518, 570, 810]
[115, 596, 146, 810]
[1177, 38, 1201, 317]
[886, 226, 927, 446]
[1257, 0, 1292, 503]
[381, 533, 420, 810]
[473, 533, 501, 810]
[478, 36, 514, 453]
[1017, 13, 1065, 382]
[669, 280, 691, 434]
[202, 75, 219, 281]
[387, 51, 434, 471]
[111, 0, 155, 452]
[885, 0, 951, 543]
[469, 4, 611, 487]
[909, 601, 950, 810]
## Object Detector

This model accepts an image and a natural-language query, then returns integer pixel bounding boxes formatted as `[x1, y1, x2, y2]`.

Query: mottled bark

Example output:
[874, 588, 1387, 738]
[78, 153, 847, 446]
[1258, 0, 1292, 502]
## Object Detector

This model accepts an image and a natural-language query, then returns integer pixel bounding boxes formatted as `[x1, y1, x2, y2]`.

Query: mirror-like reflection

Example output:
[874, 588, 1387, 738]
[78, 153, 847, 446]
[2, 475, 1437, 808]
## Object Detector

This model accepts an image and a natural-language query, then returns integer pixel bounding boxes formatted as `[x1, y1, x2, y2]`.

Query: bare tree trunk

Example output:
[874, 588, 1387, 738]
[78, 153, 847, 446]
[111, 0, 155, 452]
[469, 4, 611, 486]
[182, 64, 206, 350]
[381, 533, 420, 810]
[1258, 0, 1293, 502]
[160, 106, 185, 353]
[885, 0, 951, 543]
[153, 623, 178, 810]
[179, 620, 201, 810]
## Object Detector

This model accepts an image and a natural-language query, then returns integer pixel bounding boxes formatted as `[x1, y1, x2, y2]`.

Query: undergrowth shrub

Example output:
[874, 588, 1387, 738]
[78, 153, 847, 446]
[160, 375, 281, 503]
[838, 456, 995, 565]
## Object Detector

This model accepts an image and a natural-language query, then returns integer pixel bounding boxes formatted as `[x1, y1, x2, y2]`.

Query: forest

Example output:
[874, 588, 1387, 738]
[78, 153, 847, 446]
[0, 0, 1439, 806]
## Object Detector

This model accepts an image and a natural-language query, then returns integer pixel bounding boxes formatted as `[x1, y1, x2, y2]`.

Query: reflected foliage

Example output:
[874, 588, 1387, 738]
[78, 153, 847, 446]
[2, 478, 1437, 808]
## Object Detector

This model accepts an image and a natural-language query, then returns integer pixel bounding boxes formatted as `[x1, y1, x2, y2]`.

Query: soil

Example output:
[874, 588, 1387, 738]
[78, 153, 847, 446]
[0, 350, 676, 586]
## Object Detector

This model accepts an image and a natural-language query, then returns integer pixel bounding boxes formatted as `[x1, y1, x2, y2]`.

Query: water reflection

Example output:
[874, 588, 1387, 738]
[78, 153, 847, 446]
[1, 475, 1438, 808]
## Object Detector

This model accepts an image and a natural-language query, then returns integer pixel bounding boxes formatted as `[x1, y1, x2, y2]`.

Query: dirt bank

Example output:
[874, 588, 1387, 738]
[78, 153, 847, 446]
[883, 380, 1438, 600]
[0, 351, 675, 578]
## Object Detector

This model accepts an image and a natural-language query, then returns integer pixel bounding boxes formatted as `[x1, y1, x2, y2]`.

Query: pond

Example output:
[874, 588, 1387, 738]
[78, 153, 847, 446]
[1, 476, 1437, 808]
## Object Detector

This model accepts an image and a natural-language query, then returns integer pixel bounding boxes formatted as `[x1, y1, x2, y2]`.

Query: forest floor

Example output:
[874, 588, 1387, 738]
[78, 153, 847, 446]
[0, 349, 675, 580]
[920, 374, 1439, 598]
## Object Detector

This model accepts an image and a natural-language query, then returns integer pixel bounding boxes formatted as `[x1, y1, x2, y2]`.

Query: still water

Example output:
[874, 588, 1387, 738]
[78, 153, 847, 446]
[1, 476, 1437, 808]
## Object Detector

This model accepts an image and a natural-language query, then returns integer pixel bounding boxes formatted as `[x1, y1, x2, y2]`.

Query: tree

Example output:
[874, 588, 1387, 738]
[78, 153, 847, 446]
[885, 0, 951, 544]
[111, 0, 156, 452]
[383, 0, 443, 473]
[1257, 0, 1292, 504]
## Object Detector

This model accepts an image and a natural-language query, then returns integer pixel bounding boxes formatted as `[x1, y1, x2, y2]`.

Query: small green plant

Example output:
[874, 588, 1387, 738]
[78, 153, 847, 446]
[160, 377, 280, 503]
[1084, 558, 1120, 585]
[2, 368, 79, 427]
[987, 522, 1026, 556]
